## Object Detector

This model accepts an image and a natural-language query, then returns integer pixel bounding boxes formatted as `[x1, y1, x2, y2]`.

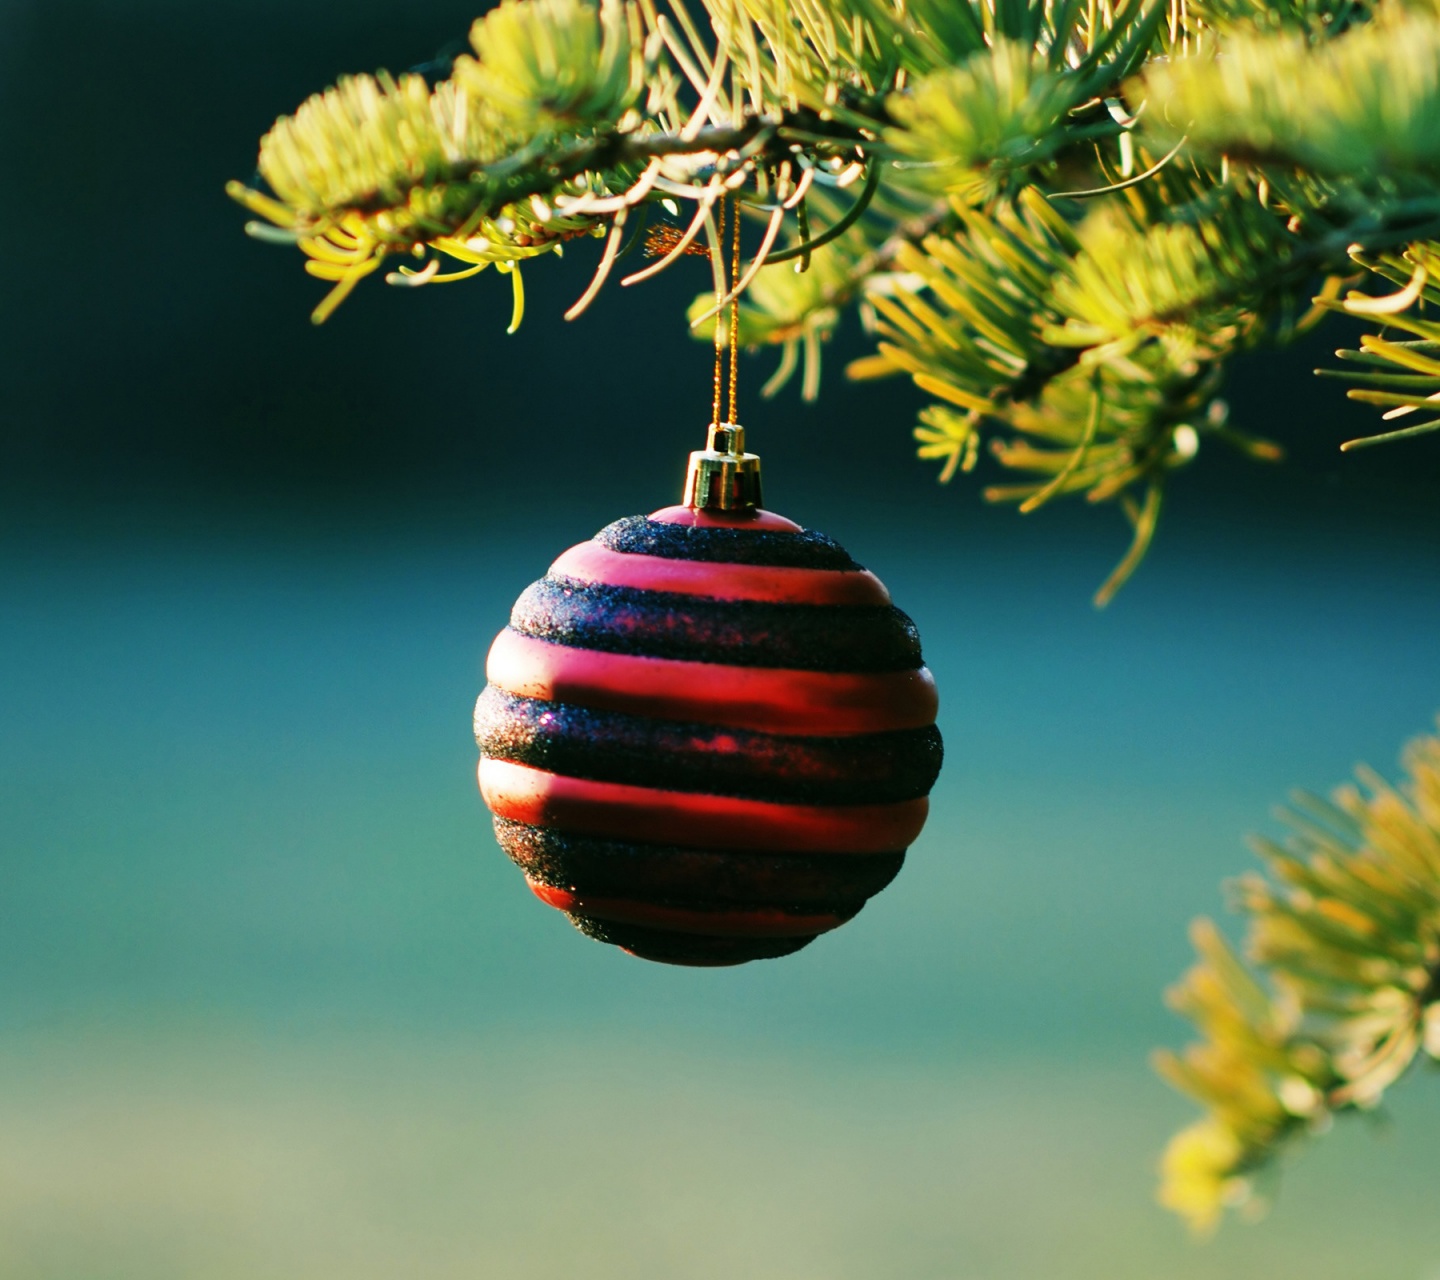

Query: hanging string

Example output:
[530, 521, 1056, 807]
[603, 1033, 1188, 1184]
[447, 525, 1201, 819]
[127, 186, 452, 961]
[727, 193, 741, 426]
[712, 195, 726, 427]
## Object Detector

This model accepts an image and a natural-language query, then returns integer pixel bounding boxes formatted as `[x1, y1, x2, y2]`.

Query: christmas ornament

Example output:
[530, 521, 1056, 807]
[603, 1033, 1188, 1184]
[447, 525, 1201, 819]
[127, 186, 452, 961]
[473, 197, 941, 965]
[474, 419, 942, 965]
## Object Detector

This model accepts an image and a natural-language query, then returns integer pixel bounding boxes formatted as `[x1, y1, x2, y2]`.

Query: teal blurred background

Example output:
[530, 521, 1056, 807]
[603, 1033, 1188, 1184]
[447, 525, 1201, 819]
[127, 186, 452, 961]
[3, 2, 1440, 1276]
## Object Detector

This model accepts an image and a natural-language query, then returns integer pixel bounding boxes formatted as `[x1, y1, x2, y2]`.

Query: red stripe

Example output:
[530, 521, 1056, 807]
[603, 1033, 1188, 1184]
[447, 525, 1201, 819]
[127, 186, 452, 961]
[479, 758, 928, 852]
[646, 505, 803, 531]
[527, 880, 842, 937]
[485, 630, 938, 736]
[548, 541, 892, 606]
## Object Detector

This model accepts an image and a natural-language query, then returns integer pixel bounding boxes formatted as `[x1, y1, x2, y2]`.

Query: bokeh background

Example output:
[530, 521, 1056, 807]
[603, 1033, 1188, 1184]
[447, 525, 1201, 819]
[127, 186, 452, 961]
[4, 2, 1440, 1276]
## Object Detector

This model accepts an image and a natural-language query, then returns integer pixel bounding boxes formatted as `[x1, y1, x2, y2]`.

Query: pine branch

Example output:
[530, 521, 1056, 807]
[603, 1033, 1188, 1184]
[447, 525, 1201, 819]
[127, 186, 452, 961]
[228, 0, 1169, 324]
[226, 0, 1440, 597]
[1157, 718, 1440, 1233]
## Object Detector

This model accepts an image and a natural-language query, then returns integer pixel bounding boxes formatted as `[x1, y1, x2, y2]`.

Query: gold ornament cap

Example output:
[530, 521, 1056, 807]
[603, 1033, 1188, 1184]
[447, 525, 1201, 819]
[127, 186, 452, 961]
[683, 423, 763, 512]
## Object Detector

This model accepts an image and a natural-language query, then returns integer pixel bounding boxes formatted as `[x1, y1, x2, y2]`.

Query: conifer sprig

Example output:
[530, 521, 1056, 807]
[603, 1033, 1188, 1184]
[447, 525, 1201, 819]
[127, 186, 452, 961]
[1157, 719, 1440, 1233]
[230, 0, 1440, 599]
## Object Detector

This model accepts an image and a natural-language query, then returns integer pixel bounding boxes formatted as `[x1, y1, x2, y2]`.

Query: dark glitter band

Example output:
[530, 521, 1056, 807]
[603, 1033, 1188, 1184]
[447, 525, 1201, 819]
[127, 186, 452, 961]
[510, 576, 923, 672]
[493, 816, 906, 911]
[595, 515, 861, 570]
[477, 689, 943, 804]
[566, 914, 820, 965]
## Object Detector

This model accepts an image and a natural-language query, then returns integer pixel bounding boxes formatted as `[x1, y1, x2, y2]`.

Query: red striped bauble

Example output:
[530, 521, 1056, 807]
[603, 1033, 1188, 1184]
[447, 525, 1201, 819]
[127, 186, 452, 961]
[474, 503, 942, 966]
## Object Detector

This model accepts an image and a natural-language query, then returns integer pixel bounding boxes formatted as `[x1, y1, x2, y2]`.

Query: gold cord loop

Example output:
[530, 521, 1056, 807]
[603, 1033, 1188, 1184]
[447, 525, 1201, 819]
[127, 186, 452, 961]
[688, 194, 760, 511]
[712, 195, 726, 428]
[728, 192, 740, 425]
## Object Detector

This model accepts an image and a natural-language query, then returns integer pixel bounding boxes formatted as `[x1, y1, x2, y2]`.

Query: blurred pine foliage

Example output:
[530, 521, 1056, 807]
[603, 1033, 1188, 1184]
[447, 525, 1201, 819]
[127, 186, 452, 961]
[1158, 722, 1440, 1231]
